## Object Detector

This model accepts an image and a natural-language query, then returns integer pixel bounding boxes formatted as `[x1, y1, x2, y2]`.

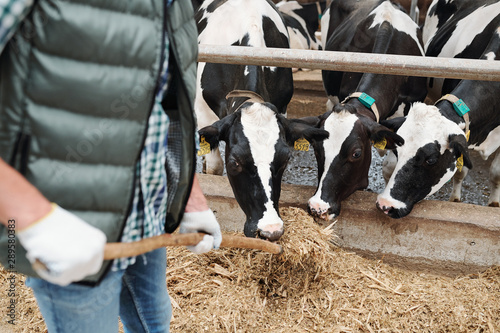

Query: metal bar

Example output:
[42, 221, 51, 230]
[198, 44, 500, 82]
[410, 0, 418, 23]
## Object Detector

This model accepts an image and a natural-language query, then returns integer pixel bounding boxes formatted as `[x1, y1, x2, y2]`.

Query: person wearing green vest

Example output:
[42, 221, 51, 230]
[0, 0, 222, 331]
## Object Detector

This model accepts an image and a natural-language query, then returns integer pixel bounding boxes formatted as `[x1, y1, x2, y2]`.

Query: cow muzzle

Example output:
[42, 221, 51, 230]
[244, 219, 284, 242]
[307, 198, 338, 221]
[376, 196, 410, 219]
[376, 197, 394, 214]
[258, 225, 284, 242]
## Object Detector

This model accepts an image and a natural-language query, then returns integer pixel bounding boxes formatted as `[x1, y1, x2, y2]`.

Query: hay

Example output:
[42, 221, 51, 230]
[0, 268, 45, 333]
[167, 207, 500, 332]
[1, 207, 499, 332]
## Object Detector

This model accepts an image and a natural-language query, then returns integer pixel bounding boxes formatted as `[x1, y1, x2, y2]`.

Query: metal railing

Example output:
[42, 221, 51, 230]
[198, 44, 500, 82]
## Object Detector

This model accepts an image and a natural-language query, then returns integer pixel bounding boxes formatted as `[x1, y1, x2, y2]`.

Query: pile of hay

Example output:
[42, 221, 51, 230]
[167, 207, 499, 332]
[1, 207, 499, 332]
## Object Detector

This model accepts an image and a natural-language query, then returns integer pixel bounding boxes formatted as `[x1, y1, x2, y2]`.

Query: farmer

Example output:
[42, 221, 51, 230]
[0, 0, 222, 331]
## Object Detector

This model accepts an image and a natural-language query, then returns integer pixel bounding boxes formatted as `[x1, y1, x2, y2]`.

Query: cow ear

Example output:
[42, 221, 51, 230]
[449, 134, 473, 169]
[282, 117, 329, 145]
[369, 126, 405, 150]
[198, 125, 221, 151]
[289, 111, 332, 128]
[293, 116, 323, 127]
[361, 117, 405, 150]
[380, 117, 406, 132]
[198, 113, 238, 150]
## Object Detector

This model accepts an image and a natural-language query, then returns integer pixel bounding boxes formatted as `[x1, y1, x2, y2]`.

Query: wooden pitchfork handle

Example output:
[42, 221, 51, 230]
[103, 233, 282, 260]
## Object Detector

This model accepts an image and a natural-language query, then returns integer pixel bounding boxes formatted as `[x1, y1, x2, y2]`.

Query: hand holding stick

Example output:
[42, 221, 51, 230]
[103, 233, 283, 260]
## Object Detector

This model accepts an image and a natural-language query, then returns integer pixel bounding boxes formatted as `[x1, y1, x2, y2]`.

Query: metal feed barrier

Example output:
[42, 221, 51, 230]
[198, 44, 500, 82]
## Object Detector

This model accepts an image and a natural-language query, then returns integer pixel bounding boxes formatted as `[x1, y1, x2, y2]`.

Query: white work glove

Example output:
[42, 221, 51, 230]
[17, 204, 107, 286]
[179, 209, 222, 254]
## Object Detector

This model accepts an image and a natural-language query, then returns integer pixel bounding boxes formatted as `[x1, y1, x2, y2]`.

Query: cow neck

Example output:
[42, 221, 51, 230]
[435, 94, 470, 139]
[342, 92, 380, 123]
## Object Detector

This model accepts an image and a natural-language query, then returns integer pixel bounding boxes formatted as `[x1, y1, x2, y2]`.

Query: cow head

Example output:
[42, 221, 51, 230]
[199, 92, 329, 240]
[306, 102, 404, 221]
[376, 102, 472, 218]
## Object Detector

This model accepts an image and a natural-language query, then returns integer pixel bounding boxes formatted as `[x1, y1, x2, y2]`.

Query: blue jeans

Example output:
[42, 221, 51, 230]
[26, 248, 172, 333]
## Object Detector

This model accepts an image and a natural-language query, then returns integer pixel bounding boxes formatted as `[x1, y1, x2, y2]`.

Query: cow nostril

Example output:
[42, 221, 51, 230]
[307, 204, 327, 218]
[376, 201, 393, 215]
[307, 205, 317, 216]
[307, 204, 318, 216]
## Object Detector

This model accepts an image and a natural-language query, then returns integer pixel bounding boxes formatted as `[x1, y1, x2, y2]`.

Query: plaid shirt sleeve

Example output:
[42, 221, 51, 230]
[0, 0, 34, 54]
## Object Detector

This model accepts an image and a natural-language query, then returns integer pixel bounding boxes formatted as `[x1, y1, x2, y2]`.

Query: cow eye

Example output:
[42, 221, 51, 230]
[352, 149, 362, 159]
[227, 159, 241, 174]
[426, 157, 437, 165]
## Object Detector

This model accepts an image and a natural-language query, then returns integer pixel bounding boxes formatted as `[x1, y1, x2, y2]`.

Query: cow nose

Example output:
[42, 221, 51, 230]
[376, 197, 394, 215]
[258, 224, 285, 242]
[307, 199, 335, 221]
[259, 230, 284, 242]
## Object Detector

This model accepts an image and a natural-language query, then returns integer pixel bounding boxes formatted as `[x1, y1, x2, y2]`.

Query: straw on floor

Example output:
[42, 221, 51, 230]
[1, 207, 499, 332]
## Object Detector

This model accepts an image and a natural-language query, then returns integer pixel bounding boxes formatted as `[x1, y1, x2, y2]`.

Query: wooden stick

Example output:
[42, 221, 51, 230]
[220, 234, 283, 254]
[103, 233, 282, 260]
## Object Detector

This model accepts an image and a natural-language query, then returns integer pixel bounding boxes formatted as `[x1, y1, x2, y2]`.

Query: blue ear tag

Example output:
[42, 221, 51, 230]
[358, 93, 375, 109]
[453, 99, 470, 117]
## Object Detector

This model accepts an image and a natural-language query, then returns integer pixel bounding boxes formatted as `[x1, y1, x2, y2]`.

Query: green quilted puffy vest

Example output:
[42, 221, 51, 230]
[0, 0, 198, 284]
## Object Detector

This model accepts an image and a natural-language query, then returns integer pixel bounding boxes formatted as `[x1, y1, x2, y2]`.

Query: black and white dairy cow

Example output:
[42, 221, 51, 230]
[377, 0, 500, 218]
[305, 0, 427, 221]
[276, 1, 326, 51]
[195, 0, 329, 240]
[422, 0, 500, 101]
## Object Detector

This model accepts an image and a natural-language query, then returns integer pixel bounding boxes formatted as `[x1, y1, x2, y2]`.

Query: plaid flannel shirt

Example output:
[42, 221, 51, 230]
[114, 33, 173, 270]
[1, 0, 177, 270]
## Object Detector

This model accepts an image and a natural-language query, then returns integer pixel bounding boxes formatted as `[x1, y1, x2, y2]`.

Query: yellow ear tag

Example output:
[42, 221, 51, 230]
[456, 155, 464, 172]
[294, 138, 310, 151]
[372, 137, 387, 150]
[465, 130, 470, 142]
[197, 136, 211, 156]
